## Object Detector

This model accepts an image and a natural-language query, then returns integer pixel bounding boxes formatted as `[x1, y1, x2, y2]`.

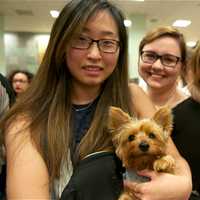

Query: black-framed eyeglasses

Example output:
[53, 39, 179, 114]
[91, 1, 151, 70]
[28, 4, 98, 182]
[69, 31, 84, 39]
[12, 79, 28, 84]
[141, 51, 181, 68]
[71, 36, 120, 53]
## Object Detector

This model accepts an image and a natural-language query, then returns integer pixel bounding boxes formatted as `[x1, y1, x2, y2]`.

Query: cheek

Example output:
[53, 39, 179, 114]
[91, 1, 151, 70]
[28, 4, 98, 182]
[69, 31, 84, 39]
[66, 48, 84, 72]
[138, 60, 149, 75]
[66, 49, 77, 67]
[24, 83, 29, 89]
[166, 65, 181, 79]
[103, 52, 119, 70]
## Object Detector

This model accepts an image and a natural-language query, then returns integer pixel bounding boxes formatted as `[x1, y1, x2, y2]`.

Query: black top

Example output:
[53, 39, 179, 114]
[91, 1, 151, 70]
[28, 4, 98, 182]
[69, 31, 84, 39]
[60, 152, 123, 200]
[72, 99, 98, 144]
[61, 99, 124, 199]
[172, 97, 200, 193]
[70, 98, 98, 164]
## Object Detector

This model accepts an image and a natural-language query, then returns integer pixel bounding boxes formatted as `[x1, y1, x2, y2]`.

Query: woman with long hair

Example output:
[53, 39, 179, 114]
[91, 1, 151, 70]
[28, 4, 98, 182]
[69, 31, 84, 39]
[0, 1, 191, 199]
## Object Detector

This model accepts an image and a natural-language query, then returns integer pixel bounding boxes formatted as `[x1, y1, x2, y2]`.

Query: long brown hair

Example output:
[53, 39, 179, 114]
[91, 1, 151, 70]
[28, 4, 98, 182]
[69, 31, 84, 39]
[0, 0, 133, 183]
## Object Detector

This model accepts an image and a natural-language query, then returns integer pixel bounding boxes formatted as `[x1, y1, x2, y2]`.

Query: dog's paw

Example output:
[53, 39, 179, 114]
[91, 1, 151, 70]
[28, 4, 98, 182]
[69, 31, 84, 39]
[153, 155, 175, 173]
[118, 192, 134, 200]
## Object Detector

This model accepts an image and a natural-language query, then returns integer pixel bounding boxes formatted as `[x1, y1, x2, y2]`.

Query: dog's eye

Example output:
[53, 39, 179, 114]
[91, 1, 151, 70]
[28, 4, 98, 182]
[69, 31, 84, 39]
[128, 135, 135, 141]
[149, 132, 156, 139]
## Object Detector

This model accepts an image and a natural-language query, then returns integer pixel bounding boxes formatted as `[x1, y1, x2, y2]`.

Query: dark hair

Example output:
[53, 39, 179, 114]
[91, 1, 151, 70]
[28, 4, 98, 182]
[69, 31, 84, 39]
[7, 69, 34, 84]
[1, 0, 132, 184]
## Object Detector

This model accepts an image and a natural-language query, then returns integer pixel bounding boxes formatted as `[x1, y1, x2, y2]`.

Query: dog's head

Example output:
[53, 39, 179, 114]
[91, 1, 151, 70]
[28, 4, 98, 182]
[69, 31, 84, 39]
[108, 106, 173, 170]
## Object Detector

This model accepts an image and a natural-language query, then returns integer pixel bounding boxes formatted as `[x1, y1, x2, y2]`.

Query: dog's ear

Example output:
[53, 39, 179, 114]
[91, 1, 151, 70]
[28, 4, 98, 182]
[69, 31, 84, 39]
[153, 106, 173, 137]
[108, 106, 131, 131]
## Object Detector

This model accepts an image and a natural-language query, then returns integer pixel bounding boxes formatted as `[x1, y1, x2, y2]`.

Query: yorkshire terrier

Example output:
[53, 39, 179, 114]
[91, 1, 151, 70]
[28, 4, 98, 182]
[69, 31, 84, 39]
[108, 106, 175, 200]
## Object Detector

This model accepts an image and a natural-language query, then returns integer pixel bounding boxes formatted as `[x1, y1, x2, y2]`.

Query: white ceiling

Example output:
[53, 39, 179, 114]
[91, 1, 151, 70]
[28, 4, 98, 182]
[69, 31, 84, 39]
[0, 0, 200, 44]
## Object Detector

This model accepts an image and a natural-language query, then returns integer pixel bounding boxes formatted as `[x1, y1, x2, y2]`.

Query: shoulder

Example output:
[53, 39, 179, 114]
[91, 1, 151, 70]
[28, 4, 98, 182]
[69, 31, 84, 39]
[129, 83, 149, 101]
[129, 83, 156, 119]
[5, 115, 50, 198]
[6, 114, 30, 134]
[5, 115, 32, 154]
[173, 97, 196, 113]
[173, 97, 200, 121]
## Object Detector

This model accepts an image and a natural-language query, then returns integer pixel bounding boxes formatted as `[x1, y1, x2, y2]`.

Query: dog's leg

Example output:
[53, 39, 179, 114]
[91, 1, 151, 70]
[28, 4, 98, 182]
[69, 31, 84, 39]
[153, 155, 175, 173]
[118, 191, 135, 200]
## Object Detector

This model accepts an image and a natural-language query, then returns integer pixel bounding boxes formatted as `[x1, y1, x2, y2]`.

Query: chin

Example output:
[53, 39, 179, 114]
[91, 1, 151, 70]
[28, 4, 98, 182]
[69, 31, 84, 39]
[147, 82, 163, 89]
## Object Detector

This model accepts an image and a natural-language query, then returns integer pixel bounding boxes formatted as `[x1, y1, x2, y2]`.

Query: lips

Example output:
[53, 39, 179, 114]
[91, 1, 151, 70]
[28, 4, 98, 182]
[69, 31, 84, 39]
[148, 71, 165, 79]
[83, 65, 103, 70]
[151, 73, 163, 79]
[82, 65, 103, 76]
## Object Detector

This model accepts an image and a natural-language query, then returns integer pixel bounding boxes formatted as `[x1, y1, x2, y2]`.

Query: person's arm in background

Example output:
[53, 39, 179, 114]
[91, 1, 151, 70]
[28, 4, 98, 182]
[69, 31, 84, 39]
[5, 118, 50, 199]
[0, 73, 15, 106]
[126, 83, 192, 200]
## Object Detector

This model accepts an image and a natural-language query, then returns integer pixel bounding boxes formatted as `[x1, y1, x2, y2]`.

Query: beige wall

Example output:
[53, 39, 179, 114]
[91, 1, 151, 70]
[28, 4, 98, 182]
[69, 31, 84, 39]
[4, 32, 49, 75]
[0, 16, 6, 74]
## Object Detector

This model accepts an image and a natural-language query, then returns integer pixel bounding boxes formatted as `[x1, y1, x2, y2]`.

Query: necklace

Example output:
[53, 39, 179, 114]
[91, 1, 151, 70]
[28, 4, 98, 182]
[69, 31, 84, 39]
[73, 101, 94, 112]
[148, 86, 177, 109]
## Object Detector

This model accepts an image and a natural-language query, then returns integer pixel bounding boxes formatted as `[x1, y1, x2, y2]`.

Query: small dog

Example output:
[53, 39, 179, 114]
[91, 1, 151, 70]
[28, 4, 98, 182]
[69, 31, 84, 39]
[108, 106, 175, 200]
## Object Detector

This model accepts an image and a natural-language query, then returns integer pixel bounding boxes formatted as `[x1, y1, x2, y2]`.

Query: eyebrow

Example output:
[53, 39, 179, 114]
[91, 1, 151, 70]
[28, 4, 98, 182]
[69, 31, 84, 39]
[82, 27, 118, 37]
[143, 50, 181, 58]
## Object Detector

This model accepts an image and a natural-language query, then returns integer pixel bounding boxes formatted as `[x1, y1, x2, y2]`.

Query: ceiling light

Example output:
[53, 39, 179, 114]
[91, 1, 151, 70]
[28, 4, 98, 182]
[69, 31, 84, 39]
[186, 41, 197, 48]
[124, 19, 132, 27]
[50, 10, 59, 18]
[172, 20, 191, 27]
[130, 0, 144, 1]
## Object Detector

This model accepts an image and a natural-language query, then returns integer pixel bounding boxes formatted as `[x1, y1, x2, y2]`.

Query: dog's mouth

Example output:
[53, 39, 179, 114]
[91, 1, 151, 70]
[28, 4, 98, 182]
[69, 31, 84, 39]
[128, 151, 158, 161]
[125, 153, 157, 170]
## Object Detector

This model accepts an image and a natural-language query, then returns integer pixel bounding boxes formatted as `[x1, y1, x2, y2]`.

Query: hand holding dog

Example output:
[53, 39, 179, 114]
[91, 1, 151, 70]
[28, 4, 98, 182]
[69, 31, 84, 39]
[124, 169, 191, 200]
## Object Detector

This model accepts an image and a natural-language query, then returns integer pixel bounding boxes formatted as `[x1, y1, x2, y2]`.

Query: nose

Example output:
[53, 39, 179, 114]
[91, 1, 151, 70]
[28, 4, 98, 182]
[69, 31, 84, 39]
[14, 82, 21, 86]
[151, 58, 164, 70]
[87, 42, 102, 60]
[139, 141, 149, 152]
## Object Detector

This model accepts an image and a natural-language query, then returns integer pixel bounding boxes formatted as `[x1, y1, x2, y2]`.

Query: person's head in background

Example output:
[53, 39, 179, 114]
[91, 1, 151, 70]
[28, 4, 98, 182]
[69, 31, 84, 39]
[188, 41, 200, 100]
[138, 26, 188, 108]
[2, 0, 129, 182]
[8, 69, 33, 96]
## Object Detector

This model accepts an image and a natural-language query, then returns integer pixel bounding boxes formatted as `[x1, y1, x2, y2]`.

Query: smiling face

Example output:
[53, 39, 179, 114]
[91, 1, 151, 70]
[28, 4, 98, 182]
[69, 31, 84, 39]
[66, 9, 120, 91]
[138, 36, 182, 91]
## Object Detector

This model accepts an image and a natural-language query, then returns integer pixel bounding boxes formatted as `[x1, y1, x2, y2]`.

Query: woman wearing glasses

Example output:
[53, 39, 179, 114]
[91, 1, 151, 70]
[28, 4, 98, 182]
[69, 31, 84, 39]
[138, 26, 188, 109]
[0, 1, 191, 200]
[138, 26, 200, 200]
[7, 69, 34, 97]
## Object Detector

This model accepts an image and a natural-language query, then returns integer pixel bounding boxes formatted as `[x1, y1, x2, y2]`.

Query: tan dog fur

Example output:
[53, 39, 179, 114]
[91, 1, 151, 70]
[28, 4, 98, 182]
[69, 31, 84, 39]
[108, 106, 175, 200]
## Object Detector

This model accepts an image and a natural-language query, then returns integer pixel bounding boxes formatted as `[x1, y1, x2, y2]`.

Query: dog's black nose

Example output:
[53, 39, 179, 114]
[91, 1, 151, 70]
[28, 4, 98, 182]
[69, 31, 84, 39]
[139, 141, 149, 152]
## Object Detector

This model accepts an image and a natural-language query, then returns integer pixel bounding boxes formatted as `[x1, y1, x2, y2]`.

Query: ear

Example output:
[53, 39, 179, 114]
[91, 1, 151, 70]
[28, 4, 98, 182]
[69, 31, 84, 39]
[153, 106, 173, 136]
[107, 106, 131, 131]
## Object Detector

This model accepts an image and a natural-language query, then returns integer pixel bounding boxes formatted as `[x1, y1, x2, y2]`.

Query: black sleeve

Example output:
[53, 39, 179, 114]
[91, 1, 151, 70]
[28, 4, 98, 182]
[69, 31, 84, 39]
[0, 73, 15, 106]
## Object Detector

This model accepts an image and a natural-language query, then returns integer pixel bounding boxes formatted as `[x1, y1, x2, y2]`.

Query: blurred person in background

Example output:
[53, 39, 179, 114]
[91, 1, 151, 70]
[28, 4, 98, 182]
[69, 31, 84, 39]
[172, 42, 200, 200]
[0, 73, 15, 200]
[7, 69, 33, 97]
